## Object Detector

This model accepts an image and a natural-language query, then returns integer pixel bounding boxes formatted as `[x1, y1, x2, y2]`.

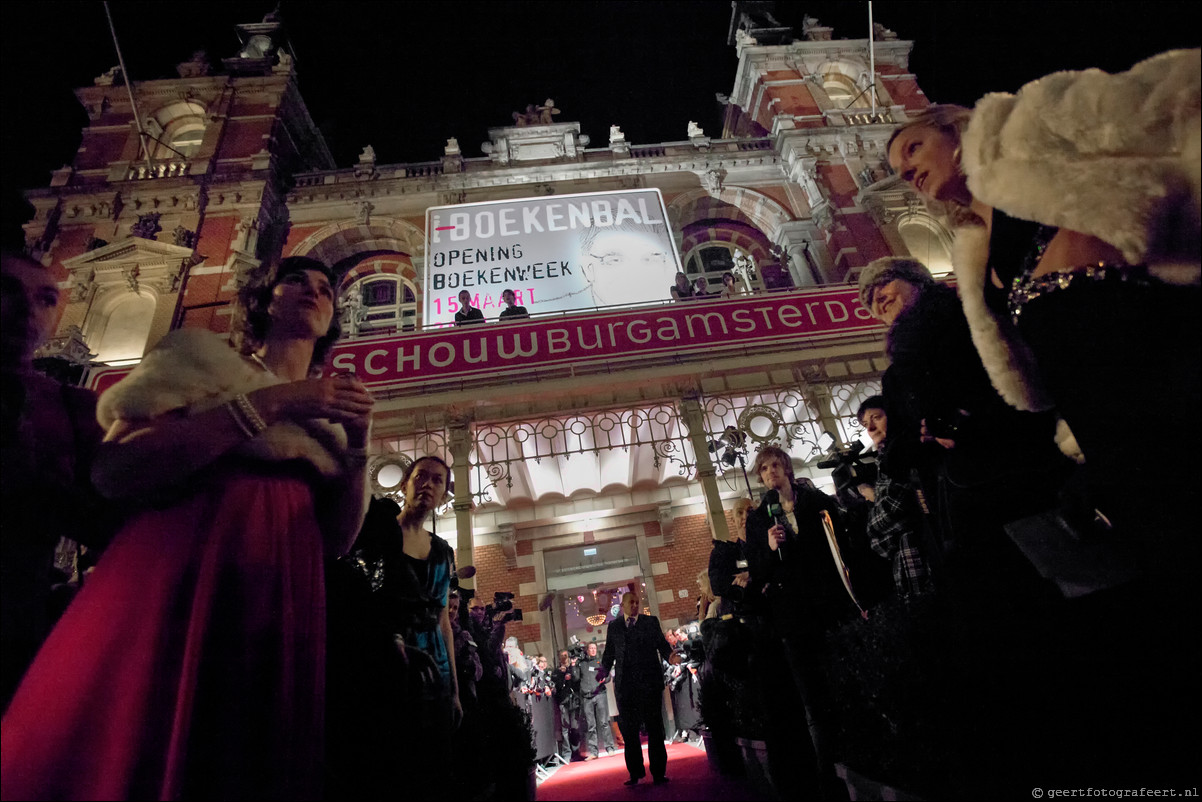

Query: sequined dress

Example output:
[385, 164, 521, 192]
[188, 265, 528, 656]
[986, 211, 1202, 554]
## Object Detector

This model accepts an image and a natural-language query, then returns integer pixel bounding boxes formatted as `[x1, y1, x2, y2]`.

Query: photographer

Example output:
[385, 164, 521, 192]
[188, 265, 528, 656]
[522, 654, 555, 697]
[708, 498, 757, 618]
[820, 436, 903, 611]
[667, 627, 702, 743]
[455, 590, 537, 800]
[523, 655, 559, 764]
[448, 590, 483, 710]
[576, 641, 614, 759]
[857, 396, 934, 601]
[553, 649, 582, 761]
[464, 591, 525, 698]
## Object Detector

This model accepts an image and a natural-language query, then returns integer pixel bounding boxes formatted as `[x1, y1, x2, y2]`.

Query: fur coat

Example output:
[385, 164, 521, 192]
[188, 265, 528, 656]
[951, 49, 1201, 453]
[97, 328, 349, 478]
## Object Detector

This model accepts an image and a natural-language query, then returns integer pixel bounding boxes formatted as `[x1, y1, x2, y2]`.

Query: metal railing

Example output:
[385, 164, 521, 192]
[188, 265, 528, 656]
[126, 159, 190, 180]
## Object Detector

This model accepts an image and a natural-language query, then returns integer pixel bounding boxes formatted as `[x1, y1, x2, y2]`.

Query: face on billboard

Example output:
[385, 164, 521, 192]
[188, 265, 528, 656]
[581, 229, 676, 307]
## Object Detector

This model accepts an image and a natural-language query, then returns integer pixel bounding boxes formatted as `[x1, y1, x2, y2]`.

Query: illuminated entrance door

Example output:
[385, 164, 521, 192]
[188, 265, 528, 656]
[543, 539, 648, 657]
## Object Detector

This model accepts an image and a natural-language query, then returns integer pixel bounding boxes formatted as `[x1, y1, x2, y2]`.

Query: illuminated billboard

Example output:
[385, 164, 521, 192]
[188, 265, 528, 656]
[423, 189, 682, 325]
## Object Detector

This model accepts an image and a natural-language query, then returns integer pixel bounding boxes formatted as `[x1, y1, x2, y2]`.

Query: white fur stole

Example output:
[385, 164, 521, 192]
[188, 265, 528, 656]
[962, 48, 1201, 267]
[96, 328, 348, 477]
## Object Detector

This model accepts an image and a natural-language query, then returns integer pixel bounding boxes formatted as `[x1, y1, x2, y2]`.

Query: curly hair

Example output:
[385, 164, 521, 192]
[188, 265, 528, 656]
[887, 105, 982, 228]
[230, 256, 341, 372]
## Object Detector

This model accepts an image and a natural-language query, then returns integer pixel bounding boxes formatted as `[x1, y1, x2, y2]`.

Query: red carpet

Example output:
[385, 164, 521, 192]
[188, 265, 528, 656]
[536, 742, 767, 801]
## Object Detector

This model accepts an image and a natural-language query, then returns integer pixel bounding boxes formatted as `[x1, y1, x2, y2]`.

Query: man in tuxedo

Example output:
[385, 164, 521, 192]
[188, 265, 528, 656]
[599, 591, 677, 786]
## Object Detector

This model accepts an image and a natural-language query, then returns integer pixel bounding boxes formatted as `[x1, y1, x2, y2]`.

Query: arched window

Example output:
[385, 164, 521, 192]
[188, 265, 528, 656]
[88, 290, 157, 365]
[168, 124, 205, 158]
[897, 215, 954, 277]
[146, 101, 207, 161]
[342, 274, 417, 335]
[823, 74, 858, 107]
[683, 242, 771, 293]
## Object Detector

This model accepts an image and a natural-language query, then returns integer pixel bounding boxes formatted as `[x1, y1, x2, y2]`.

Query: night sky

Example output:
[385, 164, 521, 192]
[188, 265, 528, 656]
[2, 1, 1197, 248]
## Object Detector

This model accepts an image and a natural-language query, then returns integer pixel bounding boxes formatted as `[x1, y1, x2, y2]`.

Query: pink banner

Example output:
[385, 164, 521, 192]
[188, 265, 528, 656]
[86, 286, 885, 394]
[331, 286, 883, 387]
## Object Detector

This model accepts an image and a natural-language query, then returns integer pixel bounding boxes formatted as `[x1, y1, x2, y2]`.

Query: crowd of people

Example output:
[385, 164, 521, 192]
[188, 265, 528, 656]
[505, 598, 704, 787]
[0, 48, 1197, 801]
[670, 269, 745, 301]
[698, 47, 1199, 800]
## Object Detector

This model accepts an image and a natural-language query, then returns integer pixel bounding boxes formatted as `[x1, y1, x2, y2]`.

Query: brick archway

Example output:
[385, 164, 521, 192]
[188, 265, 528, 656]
[667, 187, 793, 242]
[287, 217, 426, 269]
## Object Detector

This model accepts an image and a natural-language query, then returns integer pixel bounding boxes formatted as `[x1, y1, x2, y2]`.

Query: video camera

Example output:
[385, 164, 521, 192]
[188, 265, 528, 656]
[566, 634, 588, 661]
[817, 441, 878, 497]
[486, 590, 523, 622]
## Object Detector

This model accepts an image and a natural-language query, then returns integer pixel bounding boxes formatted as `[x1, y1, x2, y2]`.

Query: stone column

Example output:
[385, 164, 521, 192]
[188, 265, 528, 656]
[799, 373, 845, 447]
[679, 393, 731, 542]
[774, 219, 827, 286]
[448, 419, 475, 590]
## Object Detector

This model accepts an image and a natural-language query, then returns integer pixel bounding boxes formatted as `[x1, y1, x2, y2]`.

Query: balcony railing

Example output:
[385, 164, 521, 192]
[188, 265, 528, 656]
[126, 159, 191, 180]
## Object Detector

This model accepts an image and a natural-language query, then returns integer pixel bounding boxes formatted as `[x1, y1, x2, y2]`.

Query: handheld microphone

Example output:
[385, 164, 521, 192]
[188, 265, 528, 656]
[766, 501, 786, 561]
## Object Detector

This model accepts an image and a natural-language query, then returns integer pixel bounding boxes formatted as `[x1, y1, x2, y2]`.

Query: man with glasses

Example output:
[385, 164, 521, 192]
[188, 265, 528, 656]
[579, 222, 677, 308]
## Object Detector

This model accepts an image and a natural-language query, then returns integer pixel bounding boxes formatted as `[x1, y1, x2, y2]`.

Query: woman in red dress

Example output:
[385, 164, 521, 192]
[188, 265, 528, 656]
[1, 256, 373, 800]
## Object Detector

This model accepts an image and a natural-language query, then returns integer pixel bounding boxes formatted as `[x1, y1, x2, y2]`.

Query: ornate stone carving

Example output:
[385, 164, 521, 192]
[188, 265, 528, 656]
[33, 325, 96, 365]
[353, 145, 378, 179]
[512, 99, 561, 127]
[235, 214, 259, 252]
[355, 201, 374, 225]
[130, 212, 162, 240]
[802, 15, 833, 41]
[609, 124, 630, 156]
[657, 502, 675, 544]
[93, 66, 122, 86]
[734, 28, 758, 48]
[442, 138, 464, 173]
[811, 204, 835, 232]
[339, 292, 366, 337]
[498, 525, 518, 569]
[172, 226, 197, 249]
[537, 99, 560, 125]
[229, 252, 262, 290]
[702, 167, 727, 197]
[123, 265, 141, 293]
[794, 159, 827, 209]
[69, 280, 91, 303]
[176, 50, 212, 79]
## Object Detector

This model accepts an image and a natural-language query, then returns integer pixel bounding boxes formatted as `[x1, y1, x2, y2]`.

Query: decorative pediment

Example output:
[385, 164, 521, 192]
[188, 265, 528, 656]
[61, 237, 200, 297]
[481, 120, 590, 165]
